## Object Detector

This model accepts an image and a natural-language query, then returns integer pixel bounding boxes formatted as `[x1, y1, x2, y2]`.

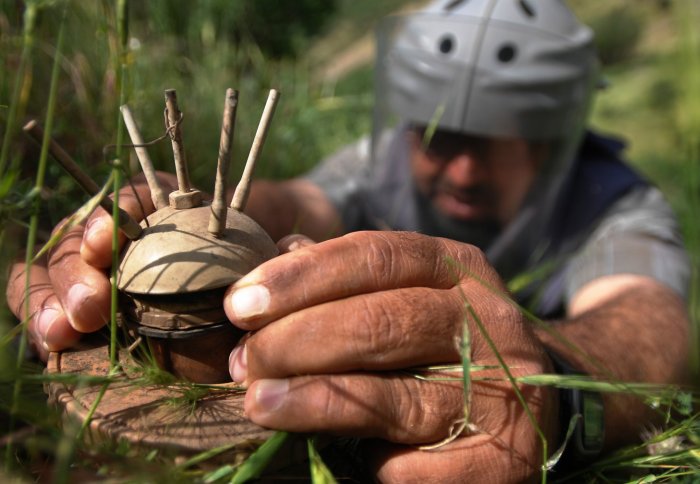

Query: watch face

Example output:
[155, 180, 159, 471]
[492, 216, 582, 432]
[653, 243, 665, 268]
[579, 390, 605, 454]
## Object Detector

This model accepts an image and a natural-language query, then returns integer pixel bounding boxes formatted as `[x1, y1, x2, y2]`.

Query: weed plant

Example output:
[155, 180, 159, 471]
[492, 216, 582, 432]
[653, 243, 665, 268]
[0, 0, 698, 482]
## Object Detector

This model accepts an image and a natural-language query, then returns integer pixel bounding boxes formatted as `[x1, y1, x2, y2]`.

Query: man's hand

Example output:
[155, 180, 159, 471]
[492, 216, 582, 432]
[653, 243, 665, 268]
[225, 231, 558, 482]
[5, 173, 175, 360]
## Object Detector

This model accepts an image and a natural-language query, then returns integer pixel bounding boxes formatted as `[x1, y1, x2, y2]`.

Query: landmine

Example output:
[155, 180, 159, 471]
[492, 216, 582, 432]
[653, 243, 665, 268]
[26, 88, 290, 463]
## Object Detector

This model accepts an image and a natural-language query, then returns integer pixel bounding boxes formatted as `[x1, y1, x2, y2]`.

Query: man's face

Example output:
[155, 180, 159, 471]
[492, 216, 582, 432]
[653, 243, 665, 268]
[407, 127, 543, 227]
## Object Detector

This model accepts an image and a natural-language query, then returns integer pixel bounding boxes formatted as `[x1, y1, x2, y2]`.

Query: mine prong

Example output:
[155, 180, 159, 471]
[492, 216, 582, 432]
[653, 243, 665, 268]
[164, 89, 202, 209]
[120, 104, 169, 210]
[23, 120, 142, 240]
[208, 88, 239, 237]
[230, 88, 280, 212]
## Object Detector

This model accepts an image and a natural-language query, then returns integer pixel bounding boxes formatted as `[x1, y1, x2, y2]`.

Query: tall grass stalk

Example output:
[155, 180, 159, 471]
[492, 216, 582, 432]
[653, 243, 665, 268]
[456, 288, 549, 482]
[231, 431, 290, 483]
[110, 0, 129, 369]
[458, 261, 672, 422]
[460, 313, 472, 430]
[6, 2, 67, 468]
[0, 2, 37, 178]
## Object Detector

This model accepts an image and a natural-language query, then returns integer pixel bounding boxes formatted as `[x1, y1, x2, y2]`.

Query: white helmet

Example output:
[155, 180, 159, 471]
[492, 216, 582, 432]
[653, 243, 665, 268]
[381, 0, 599, 140]
[371, 0, 601, 278]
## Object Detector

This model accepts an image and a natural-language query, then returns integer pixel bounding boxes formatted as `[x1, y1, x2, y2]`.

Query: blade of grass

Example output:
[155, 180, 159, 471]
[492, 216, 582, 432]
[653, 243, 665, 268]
[204, 464, 236, 483]
[442, 258, 549, 480]
[176, 442, 243, 470]
[458, 289, 549, 481]
[31, 172, 114, 264]
[230, 431, 290, 483]
[459, 313, 472, 428]
[545, 414, 581, 470]
[449, 256, 681, 427]
[0, 2, 38, 178]
[307, 436, 337, 484]
[110, 0, 129, 369]
[7, 2, 67, 469]
[54, 364, 120, 484]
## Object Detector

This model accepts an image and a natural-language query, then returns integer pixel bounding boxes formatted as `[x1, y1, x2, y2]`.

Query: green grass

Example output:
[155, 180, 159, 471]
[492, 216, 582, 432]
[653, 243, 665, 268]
[0, 0, 699, 482]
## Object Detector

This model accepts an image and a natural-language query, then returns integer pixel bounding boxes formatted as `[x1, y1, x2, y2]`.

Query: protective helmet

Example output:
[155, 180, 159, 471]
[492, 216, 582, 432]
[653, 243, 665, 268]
[369, 0, 602, 280]
[381, 0, 599, 140]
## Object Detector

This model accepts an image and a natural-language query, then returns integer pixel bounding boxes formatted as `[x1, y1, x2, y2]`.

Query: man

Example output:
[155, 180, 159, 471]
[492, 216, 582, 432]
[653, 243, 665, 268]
[7, 0, 690, 481]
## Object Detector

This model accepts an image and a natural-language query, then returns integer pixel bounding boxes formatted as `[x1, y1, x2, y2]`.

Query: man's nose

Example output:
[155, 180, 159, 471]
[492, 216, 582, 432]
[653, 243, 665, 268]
[443, 151, 486, 186]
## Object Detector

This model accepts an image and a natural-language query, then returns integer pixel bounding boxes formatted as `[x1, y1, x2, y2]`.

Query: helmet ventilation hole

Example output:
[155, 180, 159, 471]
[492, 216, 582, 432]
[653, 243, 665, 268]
[497, 44, 517, 62]
[518, 0, 536, 18]
[438, 35, 455, 54]
[444, 0, 468, 11]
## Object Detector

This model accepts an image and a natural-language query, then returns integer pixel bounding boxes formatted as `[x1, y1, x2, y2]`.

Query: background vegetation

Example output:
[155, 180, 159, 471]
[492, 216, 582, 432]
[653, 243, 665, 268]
[0, 0, 698, 481]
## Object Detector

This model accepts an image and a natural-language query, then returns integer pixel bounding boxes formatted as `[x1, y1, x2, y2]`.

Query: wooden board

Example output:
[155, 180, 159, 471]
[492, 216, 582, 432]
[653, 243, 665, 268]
[45, 338, 276, 463]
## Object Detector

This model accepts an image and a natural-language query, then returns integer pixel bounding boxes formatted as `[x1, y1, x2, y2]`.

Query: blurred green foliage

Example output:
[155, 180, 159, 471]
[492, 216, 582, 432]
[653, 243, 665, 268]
[0, 0, 363, 230]
[135, 0, 338, 59]
[588, 5, 646, 65]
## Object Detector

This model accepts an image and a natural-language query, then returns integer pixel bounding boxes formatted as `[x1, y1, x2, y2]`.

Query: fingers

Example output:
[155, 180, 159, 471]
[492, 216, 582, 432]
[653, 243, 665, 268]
[366, 378, 558, 482]
[244, 370, 555, 450]
[229, 286, 465, 383]
[225, 231, 494, 329]
[276, 233, 316, 253]
[48, 225, 112, 333]
[5, 172, 179, 358]
[6, 258, 81, 359]
[244, 373, 465, 444]
[365, 434, 539, 483]
[81, 172, 176, 268]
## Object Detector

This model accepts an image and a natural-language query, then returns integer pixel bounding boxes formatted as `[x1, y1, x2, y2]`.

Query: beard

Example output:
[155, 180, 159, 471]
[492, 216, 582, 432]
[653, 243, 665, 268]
[414, 187, 501, 250]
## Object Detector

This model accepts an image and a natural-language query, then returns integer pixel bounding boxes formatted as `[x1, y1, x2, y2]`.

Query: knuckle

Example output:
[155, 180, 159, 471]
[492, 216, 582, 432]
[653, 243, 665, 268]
[314, 377, 352, 426]
[350, 297, 398, 366]
[363, 235, 399, 285]
[390, 379, 429, 441]
[446, 240, 487, 275]
[390, 378, 463, 443]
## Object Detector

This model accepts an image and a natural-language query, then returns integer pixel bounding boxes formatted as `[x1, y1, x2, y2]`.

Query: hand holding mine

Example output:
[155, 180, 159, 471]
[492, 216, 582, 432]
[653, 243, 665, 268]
[225, 231, 559, 481]
[8, 88, 281, 379]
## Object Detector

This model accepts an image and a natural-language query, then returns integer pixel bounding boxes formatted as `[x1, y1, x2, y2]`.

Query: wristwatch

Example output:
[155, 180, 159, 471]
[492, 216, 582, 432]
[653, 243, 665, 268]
[549, 351, 605, 464]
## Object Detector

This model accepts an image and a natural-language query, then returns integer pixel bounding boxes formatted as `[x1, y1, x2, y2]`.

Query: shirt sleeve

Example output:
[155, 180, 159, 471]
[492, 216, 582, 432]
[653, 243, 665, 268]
[565, 186, 691, 303]
[305, 136, 371, 203]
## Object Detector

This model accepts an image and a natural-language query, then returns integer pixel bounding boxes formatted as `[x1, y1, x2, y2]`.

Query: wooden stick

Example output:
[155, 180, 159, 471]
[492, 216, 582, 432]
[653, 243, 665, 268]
[120, 104, 168, 210]
[208, 89, 239, 237]
[23, 120, 142, 240]
[164, 89, 191, 193]
[231, 89, 280, 212]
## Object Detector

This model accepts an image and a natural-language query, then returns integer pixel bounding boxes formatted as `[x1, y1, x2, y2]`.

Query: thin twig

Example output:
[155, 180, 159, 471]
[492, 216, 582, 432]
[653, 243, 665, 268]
[164, 89, 191, 193]
[22, 120, 142, 240]
[231, 88, 280, 211]
[120, 104, 168, 209]
[208, 88, 238, 236]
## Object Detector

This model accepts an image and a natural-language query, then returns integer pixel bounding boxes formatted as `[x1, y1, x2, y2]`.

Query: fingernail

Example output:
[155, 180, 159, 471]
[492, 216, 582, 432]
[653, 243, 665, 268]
[287, 239, 312, 251]
[231, 285, 270, 319]
[66, 283, 96, 328]
[36, 308, 59, 336]
[84, 217, 108, 243]
[32, 309, 57, 350]
[254, 379, 289, 413]
[229, 345, 248, 383]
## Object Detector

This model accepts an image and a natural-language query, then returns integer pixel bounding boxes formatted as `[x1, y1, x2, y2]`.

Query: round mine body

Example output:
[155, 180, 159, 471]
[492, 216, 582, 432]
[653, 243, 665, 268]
[117, 204, 278, 383]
